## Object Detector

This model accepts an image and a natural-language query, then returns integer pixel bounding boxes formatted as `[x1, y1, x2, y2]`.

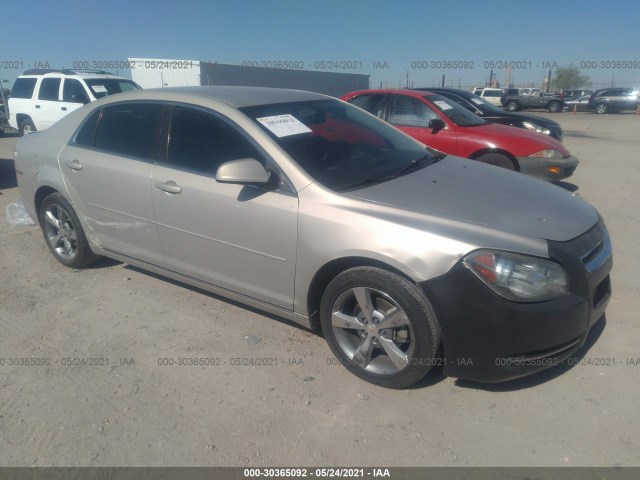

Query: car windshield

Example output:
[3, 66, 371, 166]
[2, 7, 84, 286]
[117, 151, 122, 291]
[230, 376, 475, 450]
[240, 99, 442, 191]
[425, 94, 486, 127]
[462, 93, 505, 114]
[84, 79, 141, 98]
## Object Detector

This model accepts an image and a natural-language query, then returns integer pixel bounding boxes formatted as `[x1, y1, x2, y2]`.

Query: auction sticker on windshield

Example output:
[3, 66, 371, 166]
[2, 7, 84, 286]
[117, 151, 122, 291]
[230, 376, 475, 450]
[257, 114, 312, 137]
[433, 100, 454, 110]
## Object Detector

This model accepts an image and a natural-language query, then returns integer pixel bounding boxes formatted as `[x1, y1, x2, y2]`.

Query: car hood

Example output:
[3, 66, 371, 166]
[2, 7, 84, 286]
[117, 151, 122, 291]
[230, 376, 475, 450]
[466, 122, 570, 156]
[345, 155, 597, 242]
[483, 111, 561, 129]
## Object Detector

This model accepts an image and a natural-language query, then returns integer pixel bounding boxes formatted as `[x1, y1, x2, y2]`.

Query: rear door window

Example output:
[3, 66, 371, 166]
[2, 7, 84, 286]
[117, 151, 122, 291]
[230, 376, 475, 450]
[38, 78, 61, 101]
[93, 103, 164, 160]
[348, 94, 387, 118]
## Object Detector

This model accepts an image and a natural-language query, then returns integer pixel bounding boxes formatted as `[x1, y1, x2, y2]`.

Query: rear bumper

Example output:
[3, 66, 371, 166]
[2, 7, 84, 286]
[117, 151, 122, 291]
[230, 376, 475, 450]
[419, 221, 612, 383]
[517, 155, 579, 181]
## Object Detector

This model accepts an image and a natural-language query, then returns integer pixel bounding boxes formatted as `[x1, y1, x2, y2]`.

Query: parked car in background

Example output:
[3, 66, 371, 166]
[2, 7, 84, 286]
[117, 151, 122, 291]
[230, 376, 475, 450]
[500, 88, 564, 112]
[561, 89, 593, 101]
[0, 105, 9, 137]
[471, 87, 504, 106]
[415, 87, 563, 141]
[8, 69, 141, 135]
[563, 95, 591, 112]
[587, 88, 640, 114]
[14, 86, 612, 388]
[342, 89, 577, 181]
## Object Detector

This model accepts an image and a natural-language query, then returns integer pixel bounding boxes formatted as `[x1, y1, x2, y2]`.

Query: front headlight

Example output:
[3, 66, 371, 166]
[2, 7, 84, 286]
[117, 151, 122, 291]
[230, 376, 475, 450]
[522, 121, 551, 135]
[463, 250, 568, 302]
[529, 149, 564, 158]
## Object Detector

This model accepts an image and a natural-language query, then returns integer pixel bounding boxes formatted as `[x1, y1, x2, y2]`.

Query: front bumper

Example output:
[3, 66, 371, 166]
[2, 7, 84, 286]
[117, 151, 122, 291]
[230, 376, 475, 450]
[517, 154, 579, 181]
[420, 220, 612, 383]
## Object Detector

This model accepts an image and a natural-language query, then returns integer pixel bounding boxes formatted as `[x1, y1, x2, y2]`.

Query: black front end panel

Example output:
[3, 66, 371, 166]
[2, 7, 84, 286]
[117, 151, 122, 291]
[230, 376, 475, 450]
[420, 220, 612, 382]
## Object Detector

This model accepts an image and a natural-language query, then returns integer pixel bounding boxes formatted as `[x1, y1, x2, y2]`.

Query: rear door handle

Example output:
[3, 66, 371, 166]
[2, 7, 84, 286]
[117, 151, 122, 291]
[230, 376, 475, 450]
[155, 181, 182, 194]
[65, 160, 83, 171]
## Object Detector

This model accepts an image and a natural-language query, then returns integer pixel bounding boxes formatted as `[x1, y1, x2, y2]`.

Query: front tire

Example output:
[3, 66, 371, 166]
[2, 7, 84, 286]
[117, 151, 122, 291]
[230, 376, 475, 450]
[506, 100, 519, 112]
[20, 118, 36, 135]
[475, 153, 516, 170]
[320, 266, 441, 389]
[39, 193, 99, 268]
[595, 103, 609, 114]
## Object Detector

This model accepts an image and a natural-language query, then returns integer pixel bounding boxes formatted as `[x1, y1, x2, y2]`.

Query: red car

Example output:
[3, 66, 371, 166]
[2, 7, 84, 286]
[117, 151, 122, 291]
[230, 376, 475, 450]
[341, 89, 578, 181]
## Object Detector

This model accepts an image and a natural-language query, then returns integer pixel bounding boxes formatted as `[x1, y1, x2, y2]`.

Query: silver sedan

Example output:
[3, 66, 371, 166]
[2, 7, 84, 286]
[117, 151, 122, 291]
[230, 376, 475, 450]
[15, 86, 612, 388]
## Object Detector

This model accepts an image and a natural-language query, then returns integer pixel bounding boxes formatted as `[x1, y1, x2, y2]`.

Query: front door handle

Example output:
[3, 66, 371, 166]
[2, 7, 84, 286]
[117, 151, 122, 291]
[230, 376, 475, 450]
[155, 181, 182, 194]
[65, 160, 83, 171]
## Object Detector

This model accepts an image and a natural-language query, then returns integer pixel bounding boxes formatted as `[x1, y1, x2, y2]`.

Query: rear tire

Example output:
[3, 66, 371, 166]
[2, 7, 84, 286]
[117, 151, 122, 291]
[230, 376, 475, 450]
[20, 118, 36, 136]
[39, 193, 100, 268]
[547, 101, 562, 113]
[320, 266, 441, 389]
[475, 153, 516, 170]
[595, 103, 609, 114]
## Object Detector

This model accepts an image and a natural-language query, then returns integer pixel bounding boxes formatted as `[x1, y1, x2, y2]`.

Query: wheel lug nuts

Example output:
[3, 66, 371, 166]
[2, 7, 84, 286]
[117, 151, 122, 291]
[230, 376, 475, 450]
[374, 318, 379, 324]
[363, 319, 368, 324]
[380, 329, 386, 335]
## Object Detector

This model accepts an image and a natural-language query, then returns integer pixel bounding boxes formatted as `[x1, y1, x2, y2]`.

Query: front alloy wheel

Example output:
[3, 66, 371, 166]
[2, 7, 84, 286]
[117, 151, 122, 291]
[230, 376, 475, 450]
[320, 267, 441, 388]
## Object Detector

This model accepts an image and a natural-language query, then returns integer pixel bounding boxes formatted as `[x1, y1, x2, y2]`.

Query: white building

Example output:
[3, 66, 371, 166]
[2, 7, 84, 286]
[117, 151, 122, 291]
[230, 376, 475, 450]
[128, 58, 200, 88]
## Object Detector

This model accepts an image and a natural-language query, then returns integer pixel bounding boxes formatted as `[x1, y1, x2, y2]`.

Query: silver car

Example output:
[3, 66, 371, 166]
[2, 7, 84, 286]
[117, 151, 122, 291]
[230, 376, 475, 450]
[15, 86, 612, 388]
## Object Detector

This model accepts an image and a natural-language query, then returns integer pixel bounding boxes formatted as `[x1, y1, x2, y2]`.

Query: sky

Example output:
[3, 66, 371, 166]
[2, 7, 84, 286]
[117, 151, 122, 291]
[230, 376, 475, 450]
[2, 0, 639, 90]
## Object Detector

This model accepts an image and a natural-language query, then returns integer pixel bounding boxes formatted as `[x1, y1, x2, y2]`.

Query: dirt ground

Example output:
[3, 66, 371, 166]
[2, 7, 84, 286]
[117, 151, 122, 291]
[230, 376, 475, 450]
[1, 111, 639, 467]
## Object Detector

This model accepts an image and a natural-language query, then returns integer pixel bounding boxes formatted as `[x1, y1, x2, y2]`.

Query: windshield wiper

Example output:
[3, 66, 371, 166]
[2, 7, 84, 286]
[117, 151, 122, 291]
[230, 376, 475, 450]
[394, 151, 446, 177]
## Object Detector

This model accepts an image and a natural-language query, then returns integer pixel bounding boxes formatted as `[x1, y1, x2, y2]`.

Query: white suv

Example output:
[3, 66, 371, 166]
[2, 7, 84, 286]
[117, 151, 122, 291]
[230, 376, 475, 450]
[472, 87, 505, 106]
[8, 69, 141, 135]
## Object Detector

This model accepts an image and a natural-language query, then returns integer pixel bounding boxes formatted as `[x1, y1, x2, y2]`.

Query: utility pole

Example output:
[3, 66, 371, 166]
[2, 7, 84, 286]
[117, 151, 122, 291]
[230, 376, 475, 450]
[405, 71, 409, 88]
[441, 74, 445, 87]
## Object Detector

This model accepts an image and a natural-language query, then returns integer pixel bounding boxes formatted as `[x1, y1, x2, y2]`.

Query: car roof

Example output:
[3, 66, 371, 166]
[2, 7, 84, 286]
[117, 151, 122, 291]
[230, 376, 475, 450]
[90, 86, 333, 108]
[415, 87, 475, 97]
[345, 89, 437, 99]
[19, 69, 129, 80]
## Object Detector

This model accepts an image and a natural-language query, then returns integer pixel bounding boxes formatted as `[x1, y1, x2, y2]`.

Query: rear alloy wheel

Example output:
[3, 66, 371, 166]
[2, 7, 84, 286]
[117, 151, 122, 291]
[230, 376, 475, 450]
[595, 103, 609, 114]
[506, 100, 519, 112]
[547, 101, 562, 113]
[475, 153, 516, 170]
[40, 193, 99, 268]
[20, 118, 36, 135]
[320, 267, 441, 388]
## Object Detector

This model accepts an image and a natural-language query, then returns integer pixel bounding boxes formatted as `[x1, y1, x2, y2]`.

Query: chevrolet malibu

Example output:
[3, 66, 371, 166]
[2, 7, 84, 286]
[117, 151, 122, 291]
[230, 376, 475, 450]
[341, 89, 578, 181]
[15, 86, 612, 388]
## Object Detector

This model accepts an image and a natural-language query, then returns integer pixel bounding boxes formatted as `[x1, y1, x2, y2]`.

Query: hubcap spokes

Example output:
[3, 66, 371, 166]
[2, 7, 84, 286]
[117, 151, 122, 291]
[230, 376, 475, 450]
[44, 205, 77, 260]
[331, 287, 414, 375]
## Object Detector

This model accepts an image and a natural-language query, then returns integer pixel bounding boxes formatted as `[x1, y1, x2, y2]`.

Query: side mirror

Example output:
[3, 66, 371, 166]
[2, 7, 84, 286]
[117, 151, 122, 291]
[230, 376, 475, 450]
[216, 158, 270, 185]
[428, 118, 445, 134]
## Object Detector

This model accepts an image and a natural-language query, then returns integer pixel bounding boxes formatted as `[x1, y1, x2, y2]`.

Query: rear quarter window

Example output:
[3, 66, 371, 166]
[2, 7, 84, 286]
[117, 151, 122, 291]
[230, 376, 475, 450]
[10, 78, 37, 99]
[74, 109, 101, 147]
